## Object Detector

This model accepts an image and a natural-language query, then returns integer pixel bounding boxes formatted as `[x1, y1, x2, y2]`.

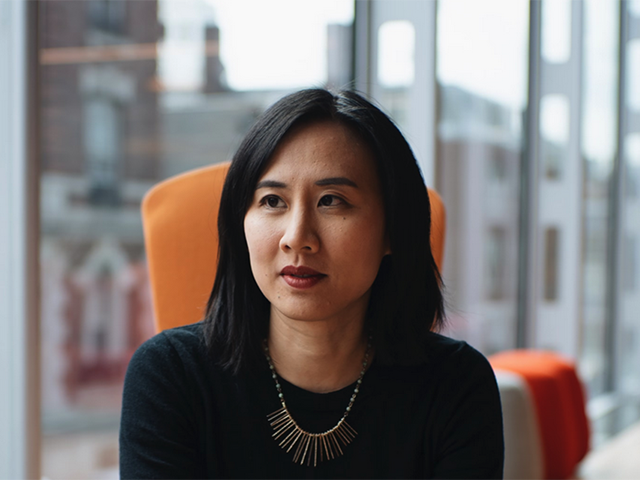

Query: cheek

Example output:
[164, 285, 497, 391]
[244, 214, 280, 274]
[331, 215, 387, 268]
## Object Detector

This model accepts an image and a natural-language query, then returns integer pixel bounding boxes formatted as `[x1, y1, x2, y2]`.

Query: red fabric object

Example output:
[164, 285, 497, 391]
[490, 350, 590, 479]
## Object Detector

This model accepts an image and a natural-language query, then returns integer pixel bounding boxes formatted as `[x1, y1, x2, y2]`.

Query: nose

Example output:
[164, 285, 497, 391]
[279, 206, 320, 254]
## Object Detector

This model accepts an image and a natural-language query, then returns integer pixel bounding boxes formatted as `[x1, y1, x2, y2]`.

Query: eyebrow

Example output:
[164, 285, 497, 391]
[316, 177, 358, 188]
[255, 179, 287, 189]
[255, 177, 358, 189]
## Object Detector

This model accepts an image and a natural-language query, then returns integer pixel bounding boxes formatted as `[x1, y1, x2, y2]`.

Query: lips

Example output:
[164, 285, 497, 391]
[280, 265, 326, 289]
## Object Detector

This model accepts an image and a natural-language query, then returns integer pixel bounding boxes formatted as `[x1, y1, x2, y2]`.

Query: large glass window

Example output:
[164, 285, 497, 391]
[38, 1, 354, 477]
[375, 19, 416, 126]
[616, 1, 640, 434]
[579, 0, 619, 401]
[435, 0, 530, 355]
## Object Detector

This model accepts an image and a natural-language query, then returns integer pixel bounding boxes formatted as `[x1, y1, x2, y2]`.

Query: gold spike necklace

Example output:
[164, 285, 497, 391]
[263, 338, 372, 467]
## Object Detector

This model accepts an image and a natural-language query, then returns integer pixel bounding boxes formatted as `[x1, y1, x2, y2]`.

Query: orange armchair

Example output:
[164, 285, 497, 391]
[142, 161, 447, 333]
[490, 350, 590, 479]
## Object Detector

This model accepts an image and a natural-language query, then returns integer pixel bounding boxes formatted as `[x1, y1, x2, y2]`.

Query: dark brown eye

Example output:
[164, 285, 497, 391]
[266, 196, 281, 208]
[319, 195, 340, 207]
[319, 196, 332, 206]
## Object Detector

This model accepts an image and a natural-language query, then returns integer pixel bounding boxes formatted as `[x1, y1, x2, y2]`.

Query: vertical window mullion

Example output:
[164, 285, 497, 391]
[518, 0, 542, 348]
[603, 0, 628, 397]
[0, 0, 40, 478]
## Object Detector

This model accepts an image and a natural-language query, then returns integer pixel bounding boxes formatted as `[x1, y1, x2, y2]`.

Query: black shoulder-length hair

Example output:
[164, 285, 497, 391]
[203, 88, 445, 374]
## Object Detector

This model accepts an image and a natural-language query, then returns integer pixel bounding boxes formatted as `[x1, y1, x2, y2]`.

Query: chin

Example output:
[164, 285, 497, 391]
[270, 302, 335, 323]
[278, 310, 330, 323]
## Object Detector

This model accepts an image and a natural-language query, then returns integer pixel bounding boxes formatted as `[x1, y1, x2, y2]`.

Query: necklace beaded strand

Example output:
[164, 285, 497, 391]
[263, 338, 372, 467]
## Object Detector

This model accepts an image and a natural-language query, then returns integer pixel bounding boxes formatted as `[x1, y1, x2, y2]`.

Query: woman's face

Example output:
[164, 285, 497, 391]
[244, 120, 390, 327]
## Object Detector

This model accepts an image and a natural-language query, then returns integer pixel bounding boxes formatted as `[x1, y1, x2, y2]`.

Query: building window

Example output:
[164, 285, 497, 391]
[87, 0, 126, 34]
[83, 97, 122, 206]
[486, 226, 508, 301]
[544, 227, 560, 301]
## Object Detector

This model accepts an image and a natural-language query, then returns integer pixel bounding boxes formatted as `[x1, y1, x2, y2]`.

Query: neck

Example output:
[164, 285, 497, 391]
[267, 311, 370, 394]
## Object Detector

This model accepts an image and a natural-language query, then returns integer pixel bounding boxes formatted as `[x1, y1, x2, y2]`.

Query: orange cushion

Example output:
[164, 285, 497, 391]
[142, 163, 230, 333]
[490, 350, 590, 479]
[428, 188, 446, 272]
[142, 162, 446, 333]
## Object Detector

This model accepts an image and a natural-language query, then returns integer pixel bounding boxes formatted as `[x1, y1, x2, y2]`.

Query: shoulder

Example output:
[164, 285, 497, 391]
[131, 321, 204, 358]
[423, 332, 492, 372]
[122, 321, 225, 414]
[120, 323, 212, 478]
[126, 322, 213, 379]
[421, 333, 501, 406]
[375, 332, 493, 376]
[409, 332, 499, 401]
[419, 334, 505, 478]
[374, 332, 498, 396]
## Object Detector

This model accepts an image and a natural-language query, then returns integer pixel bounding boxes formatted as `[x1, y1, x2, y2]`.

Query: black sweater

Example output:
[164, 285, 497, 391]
[119, 323, 504, 479]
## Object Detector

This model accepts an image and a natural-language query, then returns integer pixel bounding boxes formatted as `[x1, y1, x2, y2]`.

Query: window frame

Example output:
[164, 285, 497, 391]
[0, 0, 41, 478]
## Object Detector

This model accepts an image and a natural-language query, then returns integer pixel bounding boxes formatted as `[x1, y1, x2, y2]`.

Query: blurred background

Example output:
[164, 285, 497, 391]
[1, 0, 640, 478]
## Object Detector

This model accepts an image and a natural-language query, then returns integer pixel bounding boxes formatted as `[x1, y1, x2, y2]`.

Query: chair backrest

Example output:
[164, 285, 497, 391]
[142, 161, 447, 333]
[490, 350, 590, 479]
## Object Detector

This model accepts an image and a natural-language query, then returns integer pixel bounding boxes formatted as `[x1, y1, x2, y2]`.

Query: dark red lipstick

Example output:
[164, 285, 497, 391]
[280, 266, 326, 289]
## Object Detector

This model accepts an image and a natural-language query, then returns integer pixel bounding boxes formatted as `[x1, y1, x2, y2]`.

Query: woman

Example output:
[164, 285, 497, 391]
[120, 89, 504, 478]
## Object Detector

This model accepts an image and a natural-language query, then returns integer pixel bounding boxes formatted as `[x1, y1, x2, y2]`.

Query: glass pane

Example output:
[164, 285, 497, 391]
[621, 5, 640, 408]
[620, 121, 640, 400]
[38, 1, 354, 478]
[540, 94, 570, 180]
[377, 21, 415, 88]
[541, 0, 572, 63]
[579, 0, 619, 401]
[436, 0, 529, 354]
[627, 39, 640, 112]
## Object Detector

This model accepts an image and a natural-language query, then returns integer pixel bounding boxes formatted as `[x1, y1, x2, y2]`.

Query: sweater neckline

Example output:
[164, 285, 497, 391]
[271, 359, 377, 413]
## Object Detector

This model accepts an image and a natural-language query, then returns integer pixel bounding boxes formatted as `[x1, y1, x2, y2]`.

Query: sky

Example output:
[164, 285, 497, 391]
[437, 0, 529, 110]
[207, 0, 353, 90]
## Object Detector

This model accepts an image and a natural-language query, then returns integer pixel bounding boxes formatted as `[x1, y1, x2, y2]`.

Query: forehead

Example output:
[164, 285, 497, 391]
[259, 120, 379, 181]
